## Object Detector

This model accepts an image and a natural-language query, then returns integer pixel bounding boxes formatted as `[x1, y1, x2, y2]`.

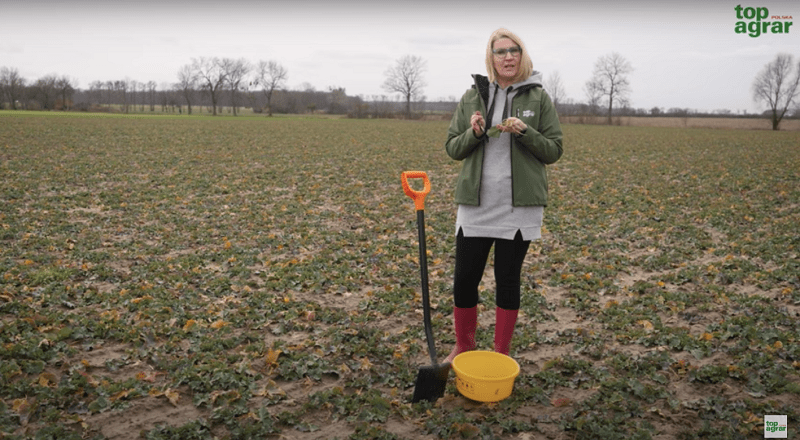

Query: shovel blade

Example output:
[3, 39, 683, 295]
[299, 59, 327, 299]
[411, 363, 450, 403]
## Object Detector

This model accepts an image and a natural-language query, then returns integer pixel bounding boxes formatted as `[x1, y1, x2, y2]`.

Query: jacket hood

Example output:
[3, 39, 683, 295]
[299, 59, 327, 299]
[472, 72, 543, 103]
[472, 71, 543, 89]
[516, 71, 543, 88]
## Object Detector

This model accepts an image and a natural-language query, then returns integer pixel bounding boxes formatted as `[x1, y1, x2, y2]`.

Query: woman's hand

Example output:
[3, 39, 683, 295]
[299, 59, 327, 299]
[470, 111, 485, 137]
[496, 117, 527, 135]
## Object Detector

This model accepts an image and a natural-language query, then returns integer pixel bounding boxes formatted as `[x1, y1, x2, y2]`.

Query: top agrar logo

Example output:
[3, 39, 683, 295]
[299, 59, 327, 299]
[734, 5, 793, 37]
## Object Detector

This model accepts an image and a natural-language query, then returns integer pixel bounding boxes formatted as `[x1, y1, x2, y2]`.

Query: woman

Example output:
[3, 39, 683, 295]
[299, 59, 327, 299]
[444, 28, 563, 362]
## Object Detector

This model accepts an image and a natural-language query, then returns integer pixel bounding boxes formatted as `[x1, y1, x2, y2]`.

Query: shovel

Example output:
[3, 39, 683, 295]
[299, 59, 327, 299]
[401, 171, 449, 403]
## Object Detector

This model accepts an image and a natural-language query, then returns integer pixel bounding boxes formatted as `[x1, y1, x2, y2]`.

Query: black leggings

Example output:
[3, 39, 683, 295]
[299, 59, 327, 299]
[453, 228, 531, 310]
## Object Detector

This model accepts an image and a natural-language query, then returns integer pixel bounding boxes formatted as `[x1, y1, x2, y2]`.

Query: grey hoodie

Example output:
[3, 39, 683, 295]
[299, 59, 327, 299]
[455, 73, 545, 241]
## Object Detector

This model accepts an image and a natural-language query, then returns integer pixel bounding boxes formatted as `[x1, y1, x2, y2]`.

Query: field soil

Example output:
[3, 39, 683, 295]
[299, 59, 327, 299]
[561, 115, 800, 131]
[1, 114, 798, 439]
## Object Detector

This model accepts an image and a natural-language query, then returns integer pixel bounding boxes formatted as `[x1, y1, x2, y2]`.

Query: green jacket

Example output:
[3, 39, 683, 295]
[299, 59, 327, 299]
[445, 74, 563, 206]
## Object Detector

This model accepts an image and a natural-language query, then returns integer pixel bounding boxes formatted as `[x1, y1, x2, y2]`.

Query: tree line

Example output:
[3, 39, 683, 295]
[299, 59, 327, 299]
[2, 52, 798, 129]
[0, 68, 76, 111]
[0, 56, 438, 118]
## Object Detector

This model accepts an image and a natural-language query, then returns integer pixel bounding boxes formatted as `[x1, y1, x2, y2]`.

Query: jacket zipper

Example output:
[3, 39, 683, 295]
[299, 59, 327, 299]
[479, 85, 500, 207]
[508, 84, 535, 208]
[473, 77, 536, 208]
[509, 95, 515, 209]
[474, 76, 491, 207]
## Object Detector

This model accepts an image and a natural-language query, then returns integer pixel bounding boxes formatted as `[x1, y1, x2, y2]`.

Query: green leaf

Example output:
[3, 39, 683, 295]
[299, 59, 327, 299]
[87, 396, 109, 413]
[486, 127, 502, 138]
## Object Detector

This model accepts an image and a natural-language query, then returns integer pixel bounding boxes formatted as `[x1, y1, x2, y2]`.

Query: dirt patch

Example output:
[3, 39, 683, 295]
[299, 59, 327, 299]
[84, 393, 208, 440]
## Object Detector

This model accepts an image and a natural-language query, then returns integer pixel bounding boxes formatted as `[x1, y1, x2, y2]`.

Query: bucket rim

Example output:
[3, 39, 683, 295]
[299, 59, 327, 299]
[452, 350, 520, 382]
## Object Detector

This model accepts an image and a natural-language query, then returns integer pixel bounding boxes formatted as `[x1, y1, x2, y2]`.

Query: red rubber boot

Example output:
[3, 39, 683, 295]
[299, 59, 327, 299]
[444, 306, 477, 364]
[494, 307, 519, 356]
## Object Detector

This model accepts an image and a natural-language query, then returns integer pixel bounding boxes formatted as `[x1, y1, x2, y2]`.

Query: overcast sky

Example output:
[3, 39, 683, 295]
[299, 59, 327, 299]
[2, 0, 798, 114]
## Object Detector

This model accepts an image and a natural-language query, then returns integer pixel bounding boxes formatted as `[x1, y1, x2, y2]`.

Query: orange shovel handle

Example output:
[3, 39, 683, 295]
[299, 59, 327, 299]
[401, 171, 431, 211]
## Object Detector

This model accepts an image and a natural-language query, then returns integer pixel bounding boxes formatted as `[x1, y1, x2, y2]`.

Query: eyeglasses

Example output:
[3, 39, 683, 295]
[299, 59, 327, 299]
[492, 46, 522, 58]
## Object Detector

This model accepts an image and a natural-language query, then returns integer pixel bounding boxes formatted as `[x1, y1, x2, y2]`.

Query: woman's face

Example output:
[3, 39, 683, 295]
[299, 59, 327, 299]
[492, 38, 521, 86]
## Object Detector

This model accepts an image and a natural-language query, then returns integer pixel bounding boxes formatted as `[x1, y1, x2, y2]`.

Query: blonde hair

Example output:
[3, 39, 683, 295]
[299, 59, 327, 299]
[485, 28, 534, 84]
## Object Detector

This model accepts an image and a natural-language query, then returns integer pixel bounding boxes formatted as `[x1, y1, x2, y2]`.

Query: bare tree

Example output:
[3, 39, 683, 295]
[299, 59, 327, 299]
[752, 53, 800, 130]
[382, 55, 427, 118]
[1, 67, 26, 110]
[104, 81, 114, 108]
[138, 80, 144, 111]
[586, 52, 633, 124]
[0, 70, 5, 109]
[55, 76, 77, 110]
[32, 75, 58, 110]
[160, 82, 172, 112]
[114, 80, 128, 113]
[583, 81, 602, 116]
[88, 81, 104, 109]
[254, 60, 287, 116]
[176, 64, 196, 114]
[225, 58, 250, 116]
[239, 78, 258, 112]
[130, 80, 139, 112]
[328, 86, 347, 114]
[544, 71, 566, 114]
[147, 81, 157, 112]
[192, 57, 228, 116]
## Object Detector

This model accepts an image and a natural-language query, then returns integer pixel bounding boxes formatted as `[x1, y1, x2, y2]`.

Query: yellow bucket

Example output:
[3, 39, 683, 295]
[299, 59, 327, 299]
[452, 351, 520, 402]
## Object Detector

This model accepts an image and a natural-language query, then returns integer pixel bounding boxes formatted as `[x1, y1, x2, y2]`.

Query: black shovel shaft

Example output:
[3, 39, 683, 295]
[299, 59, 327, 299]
[416, 209, 438, 366]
